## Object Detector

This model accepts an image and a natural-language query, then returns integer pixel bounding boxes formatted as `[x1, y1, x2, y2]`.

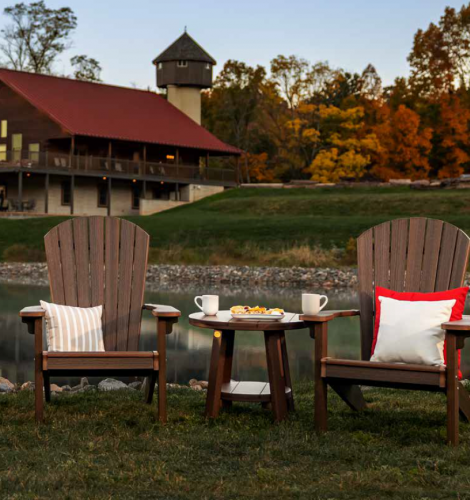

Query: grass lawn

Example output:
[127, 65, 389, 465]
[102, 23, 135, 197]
[0, 186, 469, 266]
[1, 383, 470, 499]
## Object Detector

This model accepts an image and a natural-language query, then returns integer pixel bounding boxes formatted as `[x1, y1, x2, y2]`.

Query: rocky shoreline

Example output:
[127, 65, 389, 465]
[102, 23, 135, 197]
[0, 262, 358, 291]
[0, 376, 208, 395]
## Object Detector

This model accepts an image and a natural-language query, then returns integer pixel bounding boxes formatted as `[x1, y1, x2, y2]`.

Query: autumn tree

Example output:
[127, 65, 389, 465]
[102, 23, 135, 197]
[409, 4, 470, 96]
[306, 106, 380, 182]
[0, 1, 77, 73]
[371, 104, 432, 180]
[430, 95, 470, 178]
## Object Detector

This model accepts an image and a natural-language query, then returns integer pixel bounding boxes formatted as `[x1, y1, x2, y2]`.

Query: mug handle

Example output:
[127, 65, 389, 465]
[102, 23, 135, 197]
[194, 296, 204, 312]
[319, 295, 328, 311]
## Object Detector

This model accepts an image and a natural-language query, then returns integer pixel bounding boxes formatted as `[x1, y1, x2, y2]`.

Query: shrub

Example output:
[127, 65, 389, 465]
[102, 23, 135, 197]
[2, 244, 45, 262]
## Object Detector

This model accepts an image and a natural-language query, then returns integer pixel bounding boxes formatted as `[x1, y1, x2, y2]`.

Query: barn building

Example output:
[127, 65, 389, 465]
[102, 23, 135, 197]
[0, 32, 241, 216]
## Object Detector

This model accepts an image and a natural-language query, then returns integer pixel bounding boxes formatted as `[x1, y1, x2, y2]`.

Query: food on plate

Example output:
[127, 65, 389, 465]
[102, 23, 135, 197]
[230, 305, 284, 315]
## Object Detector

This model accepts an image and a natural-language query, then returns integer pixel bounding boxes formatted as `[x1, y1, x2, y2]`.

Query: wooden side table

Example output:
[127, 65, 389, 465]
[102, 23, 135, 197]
[189, 311, 305, 422]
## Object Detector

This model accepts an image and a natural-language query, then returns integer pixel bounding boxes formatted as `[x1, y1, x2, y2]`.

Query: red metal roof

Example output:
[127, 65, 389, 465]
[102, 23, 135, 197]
[0, 69, 241, 155]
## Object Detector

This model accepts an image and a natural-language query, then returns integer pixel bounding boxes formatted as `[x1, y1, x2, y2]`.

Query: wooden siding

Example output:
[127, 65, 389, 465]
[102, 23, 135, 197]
[157, 60, 213, 88]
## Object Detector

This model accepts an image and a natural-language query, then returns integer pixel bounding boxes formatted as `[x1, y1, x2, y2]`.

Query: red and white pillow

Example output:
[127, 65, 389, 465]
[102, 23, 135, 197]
[370, 286, 469, 377]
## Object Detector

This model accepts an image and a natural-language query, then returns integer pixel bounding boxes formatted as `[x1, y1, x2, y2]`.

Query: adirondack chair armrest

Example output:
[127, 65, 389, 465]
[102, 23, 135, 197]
[20, 306, 46, 318]
[300, 309, 360, 324]
[442, 316, 470, 335]
[143, 304, 181, 319]
[19, 306, 45, 335]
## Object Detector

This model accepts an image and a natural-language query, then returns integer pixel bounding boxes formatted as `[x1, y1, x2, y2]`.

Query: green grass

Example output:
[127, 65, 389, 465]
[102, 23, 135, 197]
[1, 187, 469, 266]
[1, 383, 470, 499]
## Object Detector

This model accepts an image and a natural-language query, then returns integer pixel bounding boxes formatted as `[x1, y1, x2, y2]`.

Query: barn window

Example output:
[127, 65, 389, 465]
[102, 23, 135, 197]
[132, 185, 140, 210]
[1, 121, 7, 138]
[29, 143, 40, 163]
[177, 60, 188, 67]
[158, 62, 162, 69]
[205, 63, 211, 69]
[0, 144, 6, 162]
[97, 183, 108, 208]
[61, 181, 71, 206]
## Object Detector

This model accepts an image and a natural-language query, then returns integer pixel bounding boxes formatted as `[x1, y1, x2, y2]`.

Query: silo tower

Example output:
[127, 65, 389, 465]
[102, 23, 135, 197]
[153, 31, 216, 125]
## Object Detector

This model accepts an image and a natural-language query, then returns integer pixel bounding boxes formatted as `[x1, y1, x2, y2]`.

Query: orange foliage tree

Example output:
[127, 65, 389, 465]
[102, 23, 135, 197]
[371, 105, 433, 180]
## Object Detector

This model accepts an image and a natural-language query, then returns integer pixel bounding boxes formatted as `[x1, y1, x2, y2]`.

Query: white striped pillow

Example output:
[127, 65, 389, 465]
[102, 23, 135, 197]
[40, 301, 105, 352]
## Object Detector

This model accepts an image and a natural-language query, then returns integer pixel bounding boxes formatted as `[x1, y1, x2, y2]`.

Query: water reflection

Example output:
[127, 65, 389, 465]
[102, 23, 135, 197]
[1, 282, 468, 386]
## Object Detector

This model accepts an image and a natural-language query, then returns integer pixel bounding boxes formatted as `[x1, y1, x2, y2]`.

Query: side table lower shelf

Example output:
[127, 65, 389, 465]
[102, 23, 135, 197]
[221, 380, 292, 403]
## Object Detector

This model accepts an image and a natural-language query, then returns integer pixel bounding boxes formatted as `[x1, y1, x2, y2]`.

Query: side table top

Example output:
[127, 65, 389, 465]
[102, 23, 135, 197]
[188, 310, 306, 331]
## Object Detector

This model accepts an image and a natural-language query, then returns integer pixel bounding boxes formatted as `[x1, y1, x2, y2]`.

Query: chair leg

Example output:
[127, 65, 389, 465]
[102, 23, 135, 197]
[158, 367, 167, 424]
[459, 382, 470, 422]
[330, 382, 366, 412]
[446, 333, 459, 446]
[314, 323, 328, 434]
[145, 374, 157, 404]
[34, 320, 44, 423]
[44, 373, 51, 403]
[35, 366, 44, 423]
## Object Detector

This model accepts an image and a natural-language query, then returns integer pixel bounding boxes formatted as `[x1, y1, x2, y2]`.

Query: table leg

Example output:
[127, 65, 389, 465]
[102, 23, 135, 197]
[205, 329, 229, 418]
[222, 330, 235, 409]
[264, 331, 288, 422]
[280, 332, 294, 412]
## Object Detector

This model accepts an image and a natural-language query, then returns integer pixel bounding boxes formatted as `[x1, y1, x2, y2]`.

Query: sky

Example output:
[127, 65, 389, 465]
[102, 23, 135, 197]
[0, 0, 466, 89]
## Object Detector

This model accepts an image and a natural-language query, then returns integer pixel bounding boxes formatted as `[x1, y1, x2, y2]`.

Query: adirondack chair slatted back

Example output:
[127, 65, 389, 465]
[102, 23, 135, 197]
[44, 217, 150, 351]
[357, 218, 470, 361]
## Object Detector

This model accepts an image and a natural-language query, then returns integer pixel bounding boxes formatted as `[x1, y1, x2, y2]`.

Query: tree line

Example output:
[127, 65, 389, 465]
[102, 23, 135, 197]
[203, 4, 470, 183]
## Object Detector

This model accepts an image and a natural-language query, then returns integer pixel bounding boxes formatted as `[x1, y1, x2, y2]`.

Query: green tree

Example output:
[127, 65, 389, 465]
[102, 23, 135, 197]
[71, 54, 102, 82]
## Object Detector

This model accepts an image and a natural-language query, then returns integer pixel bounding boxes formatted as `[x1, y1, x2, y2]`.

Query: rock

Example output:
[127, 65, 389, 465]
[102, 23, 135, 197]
[98, 378, 130, 391]
[61, 385, 71, 392]
[70, 384, 82, 392]
[80, 378, 89, 388]
[21, 381, 34, 391]
[191, 384, 203, 391]
[141, 377, 149, 394]
[198, 381, 209, 389]
[0, 377, 14, 392]
[0, 383, 13, 393]
[129, 381, 142, 391]
[389, 178, 411, 185]
[81, 384, 97, 393]
[188, 379, 198, 387]
[50, 384, 62, 393]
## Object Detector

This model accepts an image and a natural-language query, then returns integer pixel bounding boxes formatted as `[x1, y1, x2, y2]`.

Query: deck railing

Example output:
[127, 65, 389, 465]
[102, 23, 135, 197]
[0, 150, 237, 184]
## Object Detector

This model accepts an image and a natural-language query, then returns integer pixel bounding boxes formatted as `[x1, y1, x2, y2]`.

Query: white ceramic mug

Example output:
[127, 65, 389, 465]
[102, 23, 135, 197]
[302, 293, 328, 315]
[194, 295, 219, 316]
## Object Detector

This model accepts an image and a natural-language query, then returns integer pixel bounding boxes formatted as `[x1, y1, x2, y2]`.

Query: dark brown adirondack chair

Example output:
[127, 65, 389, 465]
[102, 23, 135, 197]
[302, 218, 470, 445]
[19, 217, 180, 423]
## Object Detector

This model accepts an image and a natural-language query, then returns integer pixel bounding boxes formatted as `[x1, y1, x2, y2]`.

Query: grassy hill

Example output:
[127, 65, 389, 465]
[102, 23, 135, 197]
[0, 186, 469, 266]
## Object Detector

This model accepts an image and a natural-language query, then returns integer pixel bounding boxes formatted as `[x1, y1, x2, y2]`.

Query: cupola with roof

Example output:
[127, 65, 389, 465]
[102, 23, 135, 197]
[153, 31, 216, 89]
[153, 31, 216, 124]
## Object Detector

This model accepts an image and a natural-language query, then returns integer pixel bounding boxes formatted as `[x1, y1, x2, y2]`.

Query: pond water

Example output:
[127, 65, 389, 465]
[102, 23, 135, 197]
[1, 282, 469, 386]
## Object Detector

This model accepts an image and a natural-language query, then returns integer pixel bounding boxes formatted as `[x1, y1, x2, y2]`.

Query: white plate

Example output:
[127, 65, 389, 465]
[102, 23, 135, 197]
[231, 313, 285, 321]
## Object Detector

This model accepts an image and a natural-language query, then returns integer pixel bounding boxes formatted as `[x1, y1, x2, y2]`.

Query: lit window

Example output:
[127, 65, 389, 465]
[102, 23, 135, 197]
[166, 154, 175, 161]
[0, 144, 6, 162]
[177, 60, 188, 68]
[29, 143, 40, 163]
[1, 121, 7, 138]
[12, 133, 22, 162]
[205, 63, 211, 70]
[158, 62, 162, 69]
[97, 183, 108, 208]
